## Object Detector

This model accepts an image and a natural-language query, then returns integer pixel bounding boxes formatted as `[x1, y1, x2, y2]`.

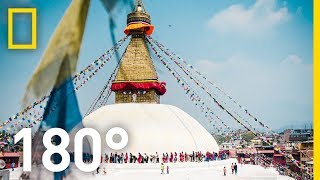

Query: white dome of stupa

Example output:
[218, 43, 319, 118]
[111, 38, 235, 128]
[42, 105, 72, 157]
[82, 103, 219, 155]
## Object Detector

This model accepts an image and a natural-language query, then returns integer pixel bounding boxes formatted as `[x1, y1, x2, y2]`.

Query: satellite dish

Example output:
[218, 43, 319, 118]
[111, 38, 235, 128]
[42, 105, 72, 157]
[0, 159, 6, 169]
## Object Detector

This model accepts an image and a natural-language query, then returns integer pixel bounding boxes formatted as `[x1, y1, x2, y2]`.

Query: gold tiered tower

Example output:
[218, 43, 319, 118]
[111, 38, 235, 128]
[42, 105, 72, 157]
[111, 1, 166, 104]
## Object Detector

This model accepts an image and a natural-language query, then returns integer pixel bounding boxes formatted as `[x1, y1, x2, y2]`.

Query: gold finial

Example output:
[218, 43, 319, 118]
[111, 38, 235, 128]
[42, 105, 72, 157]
[135, 0, 147, 13]
[125, 0, 154, 35]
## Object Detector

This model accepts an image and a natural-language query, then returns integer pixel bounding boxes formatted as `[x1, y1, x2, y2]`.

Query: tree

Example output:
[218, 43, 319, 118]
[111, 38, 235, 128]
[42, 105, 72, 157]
[242, 132, 255, 142]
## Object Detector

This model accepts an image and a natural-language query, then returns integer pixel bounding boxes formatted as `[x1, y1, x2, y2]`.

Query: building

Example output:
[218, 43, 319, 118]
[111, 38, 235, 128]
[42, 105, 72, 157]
[250, 138, 262, 148]
[281, 129, 292, 143]
[273, 147, 286, 166]
[288, 129, 313, 142]
[257, 146, 274, 159]
[298, 140, 313, 164]
[0, 152, 22, 169]
[220, 142, 235, 150]
[82, 1, 219, 155]
[236, 148, 257, 164]
[298, 140, 313, 179]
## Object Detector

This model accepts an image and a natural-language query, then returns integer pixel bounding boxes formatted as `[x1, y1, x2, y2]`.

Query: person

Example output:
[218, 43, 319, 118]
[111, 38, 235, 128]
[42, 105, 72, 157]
[96, 166, 100, 174]
[138, 153, 143, 163]
[103, 168, 107, 175]
[231, 163, 234, 174]
[167, 165, 169, 174]
[129, 153, 133, 163]
[174, 152, 178, 163]
[234, 163, 238, 175]
[156, 152, 159, 163]
[133, 155, 137, 163]
[192, 151, 195, 162]
[223, 166, 227, 176]
[105, 154, 109, 163]
[125, 152, 128, 163]
[144, 153, 149, 163]
[162, 153, 167, 163]
[161, 163, 165, 174]
[179, 152, 184, 162]
[120, 153, 124, 163]
[11, 162, 15, 171]
[114, 152, 118, 163]
[110, 153, 113, 163]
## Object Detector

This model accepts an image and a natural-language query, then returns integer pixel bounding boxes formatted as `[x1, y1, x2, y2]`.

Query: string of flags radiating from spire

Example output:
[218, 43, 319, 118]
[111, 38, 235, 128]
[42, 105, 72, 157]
[147, 39, 229, 133]
[146, 36, 309, 174]
[146, 38, 246, 135]
[0, 36, 128, 133]
[85, 55, 123, 116]
[245, 152, 301, 178]
[147, 36, 274, 134]
[146, 38, 258, 136]
[147, 36, 259, 135]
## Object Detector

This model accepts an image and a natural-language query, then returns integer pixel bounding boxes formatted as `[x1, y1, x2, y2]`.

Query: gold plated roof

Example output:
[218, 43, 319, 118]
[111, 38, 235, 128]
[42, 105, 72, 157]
[114, 36, 158, 82]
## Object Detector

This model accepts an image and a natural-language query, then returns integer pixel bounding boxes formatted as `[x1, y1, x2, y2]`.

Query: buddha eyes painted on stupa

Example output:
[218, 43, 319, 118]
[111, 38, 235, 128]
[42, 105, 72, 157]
[123, 91, 132, 95]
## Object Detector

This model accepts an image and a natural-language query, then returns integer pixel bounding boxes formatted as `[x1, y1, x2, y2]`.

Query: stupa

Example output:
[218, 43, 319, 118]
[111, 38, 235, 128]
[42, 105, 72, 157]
[83, 0, 219, 155]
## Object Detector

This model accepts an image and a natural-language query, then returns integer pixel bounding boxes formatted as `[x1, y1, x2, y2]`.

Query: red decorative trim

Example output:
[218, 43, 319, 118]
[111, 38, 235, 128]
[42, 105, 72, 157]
[111, 81, 166, 95]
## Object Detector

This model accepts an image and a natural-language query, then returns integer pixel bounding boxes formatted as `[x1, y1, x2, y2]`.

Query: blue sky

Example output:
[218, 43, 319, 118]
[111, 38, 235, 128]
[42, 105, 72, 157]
[0, 0, 313, 132]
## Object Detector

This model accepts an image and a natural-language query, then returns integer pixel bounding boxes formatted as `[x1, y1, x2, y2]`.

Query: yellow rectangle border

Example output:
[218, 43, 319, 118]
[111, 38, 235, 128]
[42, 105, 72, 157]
[8, 8, 37, 49]
[314, 0, 319, 179]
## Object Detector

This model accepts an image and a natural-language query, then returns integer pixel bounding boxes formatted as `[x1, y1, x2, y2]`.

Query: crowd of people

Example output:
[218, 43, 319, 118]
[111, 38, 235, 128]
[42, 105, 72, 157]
[92, 150, 232, 176]
[98, 151, 229, 164]
[73, 151, 230, 164]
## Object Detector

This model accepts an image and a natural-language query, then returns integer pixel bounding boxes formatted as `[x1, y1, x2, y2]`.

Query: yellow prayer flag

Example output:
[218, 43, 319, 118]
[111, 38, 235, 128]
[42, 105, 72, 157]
[23, 0, 91, 106]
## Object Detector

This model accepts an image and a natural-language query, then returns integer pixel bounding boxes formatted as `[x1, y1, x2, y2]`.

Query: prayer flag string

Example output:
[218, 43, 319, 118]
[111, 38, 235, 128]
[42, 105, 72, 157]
[147, 36, 274, 133]
[0, 36, 129, 133]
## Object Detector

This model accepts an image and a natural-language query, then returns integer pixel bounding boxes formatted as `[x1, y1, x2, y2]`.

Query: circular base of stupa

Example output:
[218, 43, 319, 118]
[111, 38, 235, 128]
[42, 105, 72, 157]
[82, 103, 219, 155]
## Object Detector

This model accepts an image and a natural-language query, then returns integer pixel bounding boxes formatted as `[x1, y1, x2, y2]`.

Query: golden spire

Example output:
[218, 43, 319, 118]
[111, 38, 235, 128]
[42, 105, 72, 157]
[111, 0, 166, 104]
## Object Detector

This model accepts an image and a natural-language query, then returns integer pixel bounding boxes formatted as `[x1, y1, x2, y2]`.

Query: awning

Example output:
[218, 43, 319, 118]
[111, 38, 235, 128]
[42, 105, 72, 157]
[0, 152, 22, 158]
[274, 154, 284, 157]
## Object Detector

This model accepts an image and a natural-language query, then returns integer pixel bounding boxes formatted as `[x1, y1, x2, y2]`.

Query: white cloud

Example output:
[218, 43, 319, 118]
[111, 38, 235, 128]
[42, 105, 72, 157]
[281, 54, 302, 65]
[194, 55, 312, 127]
[208, 0, 290, 34]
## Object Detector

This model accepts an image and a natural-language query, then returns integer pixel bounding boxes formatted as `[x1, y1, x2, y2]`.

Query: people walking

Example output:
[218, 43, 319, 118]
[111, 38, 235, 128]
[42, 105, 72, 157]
[231, 163, 234, 174]
[125, 152, 128, 163]
[11, 162, 15, 171]
[156, 152, 159, 163]
[234, 163, 238, 175]
[96, 166, 100, 174]
[100, 151, 229, 165]
[223, 166, 227, 176]
[161, 163, 165, 174]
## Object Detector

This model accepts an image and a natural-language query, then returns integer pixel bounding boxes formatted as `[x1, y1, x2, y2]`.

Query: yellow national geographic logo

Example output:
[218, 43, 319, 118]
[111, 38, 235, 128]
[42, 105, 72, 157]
[8, 8, 37, 50]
